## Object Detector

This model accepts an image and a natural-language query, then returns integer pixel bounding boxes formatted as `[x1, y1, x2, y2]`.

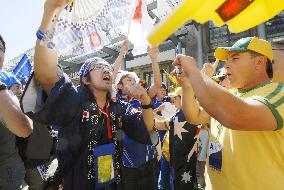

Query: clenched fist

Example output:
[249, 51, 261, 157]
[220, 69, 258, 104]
[125, 82, 151, 105]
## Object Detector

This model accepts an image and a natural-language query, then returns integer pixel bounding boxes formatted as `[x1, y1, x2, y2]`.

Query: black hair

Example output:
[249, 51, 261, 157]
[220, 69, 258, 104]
[0, 34, 6, 53]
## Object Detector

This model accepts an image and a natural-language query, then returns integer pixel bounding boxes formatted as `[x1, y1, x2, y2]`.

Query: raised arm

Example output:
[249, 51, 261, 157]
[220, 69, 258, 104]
[112, 40, 129, 79]
[34, 0, 69, 93]
[201, 59, 219, 78]
[147, 45, 162, 98]
[173, 55, 277, 131]
[0, 88, 32, 137]
[178, 74, 210, 125]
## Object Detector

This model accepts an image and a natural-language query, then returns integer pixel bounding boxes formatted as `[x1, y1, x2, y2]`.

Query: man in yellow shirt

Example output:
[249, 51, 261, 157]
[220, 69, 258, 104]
[174, 37, 284, 190]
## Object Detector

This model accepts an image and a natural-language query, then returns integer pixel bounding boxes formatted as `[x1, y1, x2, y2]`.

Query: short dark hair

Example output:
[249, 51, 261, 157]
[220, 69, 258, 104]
[248, 50, 273, 79]
[0, 34, 6, 53]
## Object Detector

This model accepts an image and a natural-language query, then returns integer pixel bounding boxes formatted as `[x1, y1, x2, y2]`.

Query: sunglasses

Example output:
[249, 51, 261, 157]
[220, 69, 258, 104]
[85, 63, 114, 76]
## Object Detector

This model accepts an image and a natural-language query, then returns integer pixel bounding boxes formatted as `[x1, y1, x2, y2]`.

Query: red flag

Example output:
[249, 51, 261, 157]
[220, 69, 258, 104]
[133, 0, 142, 23]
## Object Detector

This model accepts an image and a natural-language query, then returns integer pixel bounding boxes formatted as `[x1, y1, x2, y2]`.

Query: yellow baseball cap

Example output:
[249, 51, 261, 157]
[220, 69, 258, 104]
[168, 87, 182, 97]
[214, 37, 273, 61]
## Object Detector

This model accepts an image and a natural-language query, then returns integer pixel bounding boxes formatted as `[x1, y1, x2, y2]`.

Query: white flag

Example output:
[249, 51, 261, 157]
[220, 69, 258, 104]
[127, 0, 155, 56]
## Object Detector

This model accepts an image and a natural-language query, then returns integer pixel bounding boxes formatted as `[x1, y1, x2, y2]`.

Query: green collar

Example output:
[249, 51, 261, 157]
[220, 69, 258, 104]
[237, 82, 271, 95]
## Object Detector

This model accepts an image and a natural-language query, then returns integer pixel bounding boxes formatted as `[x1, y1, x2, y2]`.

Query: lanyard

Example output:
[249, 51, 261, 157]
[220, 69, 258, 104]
[98, 102, 112, 140]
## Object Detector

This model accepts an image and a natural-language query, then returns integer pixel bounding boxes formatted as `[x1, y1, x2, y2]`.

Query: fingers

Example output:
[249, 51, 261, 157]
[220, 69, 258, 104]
[172, 56, 181, 66]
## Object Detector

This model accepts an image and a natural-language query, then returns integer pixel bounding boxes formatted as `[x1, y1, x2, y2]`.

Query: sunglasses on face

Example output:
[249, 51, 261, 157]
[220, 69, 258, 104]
[86, 63, 114, 75]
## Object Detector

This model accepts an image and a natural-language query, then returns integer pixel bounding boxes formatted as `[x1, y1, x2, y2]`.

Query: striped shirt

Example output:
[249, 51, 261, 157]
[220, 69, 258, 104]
[206, 82, 284, 190]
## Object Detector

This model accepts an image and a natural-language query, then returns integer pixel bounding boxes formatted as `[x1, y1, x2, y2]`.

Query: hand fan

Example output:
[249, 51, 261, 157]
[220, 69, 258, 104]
[42, 0, 137, 56]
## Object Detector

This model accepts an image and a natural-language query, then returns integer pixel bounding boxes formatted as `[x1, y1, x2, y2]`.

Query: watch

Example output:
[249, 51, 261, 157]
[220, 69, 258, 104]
[0, 82, 7, 91]
[141, 103, 152, 109]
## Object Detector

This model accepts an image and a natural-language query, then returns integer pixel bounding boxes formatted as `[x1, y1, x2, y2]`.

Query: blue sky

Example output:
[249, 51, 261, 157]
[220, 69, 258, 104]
[0, 0, 45, 63]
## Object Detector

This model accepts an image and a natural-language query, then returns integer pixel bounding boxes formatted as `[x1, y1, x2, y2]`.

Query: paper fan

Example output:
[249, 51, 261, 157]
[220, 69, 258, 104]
[41, 0, 137, 56]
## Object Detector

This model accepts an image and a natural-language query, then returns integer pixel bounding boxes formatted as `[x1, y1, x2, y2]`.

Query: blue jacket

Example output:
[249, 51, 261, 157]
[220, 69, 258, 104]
[23, 75, 153, 190]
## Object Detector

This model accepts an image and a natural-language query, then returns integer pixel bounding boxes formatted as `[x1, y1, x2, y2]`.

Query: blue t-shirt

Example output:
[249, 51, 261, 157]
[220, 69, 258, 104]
[151, 96, 171, 111]
[24, 75, 153, 190]
[116, 93, 157, 168]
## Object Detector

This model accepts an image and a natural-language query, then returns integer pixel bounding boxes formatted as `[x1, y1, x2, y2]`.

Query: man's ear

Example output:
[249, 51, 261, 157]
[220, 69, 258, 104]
[82, 76, 90, 85]
[255, 56, 267, 70]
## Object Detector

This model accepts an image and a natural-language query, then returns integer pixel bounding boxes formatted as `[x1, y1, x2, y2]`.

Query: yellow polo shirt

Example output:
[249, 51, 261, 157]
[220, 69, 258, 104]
[205, 82, 284, 190]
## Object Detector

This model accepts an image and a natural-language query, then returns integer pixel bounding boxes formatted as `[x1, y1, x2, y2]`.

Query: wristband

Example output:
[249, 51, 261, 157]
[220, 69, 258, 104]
[36, 29, 46, 41]
[141, 103, 152, 109]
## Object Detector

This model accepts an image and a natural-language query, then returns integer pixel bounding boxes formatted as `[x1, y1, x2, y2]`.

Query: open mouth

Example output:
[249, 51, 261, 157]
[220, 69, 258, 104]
[103, 75, 111, 81]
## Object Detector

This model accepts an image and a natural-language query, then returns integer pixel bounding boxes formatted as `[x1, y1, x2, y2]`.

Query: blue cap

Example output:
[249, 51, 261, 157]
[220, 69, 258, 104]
[79, 57, 108, 83]
[0, 71, 21, 87]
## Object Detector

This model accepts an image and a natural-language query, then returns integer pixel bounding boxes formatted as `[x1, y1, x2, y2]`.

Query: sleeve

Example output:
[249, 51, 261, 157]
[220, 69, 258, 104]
[119, 101, 153, 145]
[252, 95, 284, 130]
[21, 73, 81, 127]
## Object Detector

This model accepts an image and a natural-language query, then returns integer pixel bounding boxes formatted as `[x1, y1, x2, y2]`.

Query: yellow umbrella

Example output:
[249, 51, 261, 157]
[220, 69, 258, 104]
[148, 0, 284, 46]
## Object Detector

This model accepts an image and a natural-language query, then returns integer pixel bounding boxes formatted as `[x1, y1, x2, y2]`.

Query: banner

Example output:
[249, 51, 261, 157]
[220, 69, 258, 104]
[42, 0, 137, 56]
